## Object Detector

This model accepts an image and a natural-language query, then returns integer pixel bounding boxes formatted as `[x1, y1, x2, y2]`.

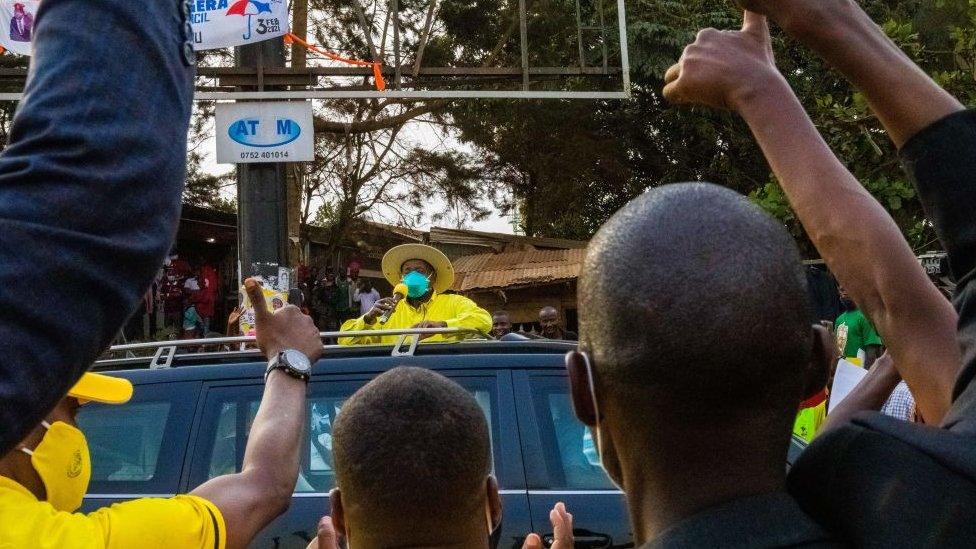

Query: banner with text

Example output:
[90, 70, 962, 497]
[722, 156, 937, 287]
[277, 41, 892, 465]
[0, 0, 287, 56]
[216, 101, 314, 163]
[0, 0, 39, 56]
[190, 0, 288, 51]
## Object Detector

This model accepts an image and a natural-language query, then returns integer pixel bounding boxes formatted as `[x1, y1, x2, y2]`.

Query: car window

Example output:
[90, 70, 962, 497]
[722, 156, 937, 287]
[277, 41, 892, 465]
[77, 381, 198, 495]
[80, 401, 170, 482]
[198, 376, 496, 494]
[529, 377, 615, 490]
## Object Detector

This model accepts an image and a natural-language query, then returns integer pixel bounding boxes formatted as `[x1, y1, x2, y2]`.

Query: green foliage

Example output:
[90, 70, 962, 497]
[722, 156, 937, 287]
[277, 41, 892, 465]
[184, 102, 236, 212]
[445, 0, 976, 252]
[310, 201, 337, 227]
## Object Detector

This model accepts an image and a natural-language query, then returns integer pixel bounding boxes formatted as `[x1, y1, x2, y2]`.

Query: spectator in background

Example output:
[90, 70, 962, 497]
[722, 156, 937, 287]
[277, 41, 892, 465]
[183, 268, 201, 294]
[539, 306, 577, 341]
[304, 367, 572, 549]
[197, 262, 219, 333]
[347, 263, 362, 317]
[335, 271, 354, 324]
[835, 285, 883, 368]
[161, 261, 187, 330]
[313, 270, 339, 331]
[182, 300, 202, 339]
[353, 279, 380, 319]
[881, 379, 917, 422]
[491, 310, 513, 338]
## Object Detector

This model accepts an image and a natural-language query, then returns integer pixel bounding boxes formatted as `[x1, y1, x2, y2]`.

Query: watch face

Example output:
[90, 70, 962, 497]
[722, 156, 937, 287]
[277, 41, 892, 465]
[283, 349, 312, 373]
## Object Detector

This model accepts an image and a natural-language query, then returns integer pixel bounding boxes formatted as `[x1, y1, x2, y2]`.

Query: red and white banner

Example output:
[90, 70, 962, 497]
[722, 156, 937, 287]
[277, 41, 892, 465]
[189, 0, 289, 51]
[0, 0, 289, 56]
[0, 0, 38, 56]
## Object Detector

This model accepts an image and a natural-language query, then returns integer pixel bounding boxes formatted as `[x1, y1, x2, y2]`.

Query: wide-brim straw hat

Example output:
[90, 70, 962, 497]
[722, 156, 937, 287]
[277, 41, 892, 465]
[381, 244, 455, 293]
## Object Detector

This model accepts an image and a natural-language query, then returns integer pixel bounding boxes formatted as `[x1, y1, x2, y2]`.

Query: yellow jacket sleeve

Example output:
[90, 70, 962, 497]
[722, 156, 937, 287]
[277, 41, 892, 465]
[90, 495, 226, 549]
[339, 315, 379, 346]
[443, 296, 492, 335]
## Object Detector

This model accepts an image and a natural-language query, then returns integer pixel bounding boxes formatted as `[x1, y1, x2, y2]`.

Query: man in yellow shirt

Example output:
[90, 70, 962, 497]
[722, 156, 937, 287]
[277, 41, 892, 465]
[340, 244, 491, 345]
[0, 279, 325, 548]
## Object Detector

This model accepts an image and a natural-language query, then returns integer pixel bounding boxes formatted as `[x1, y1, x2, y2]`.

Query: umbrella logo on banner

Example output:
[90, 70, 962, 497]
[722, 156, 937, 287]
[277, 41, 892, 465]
[226, 0, 272, 40]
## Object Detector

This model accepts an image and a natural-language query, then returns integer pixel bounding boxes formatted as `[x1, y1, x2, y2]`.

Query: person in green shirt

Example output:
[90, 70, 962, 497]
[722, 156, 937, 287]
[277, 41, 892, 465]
[835, 285, 883, 367]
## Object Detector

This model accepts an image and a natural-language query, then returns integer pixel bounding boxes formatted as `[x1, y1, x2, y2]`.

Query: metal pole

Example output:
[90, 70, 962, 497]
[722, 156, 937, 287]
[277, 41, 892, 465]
[518, 0, 529, 90]
[615, 0, 630, 93]
[413, 0, 439, 78]
[574, 0, 585, 69]
[392, 0, 401, 89]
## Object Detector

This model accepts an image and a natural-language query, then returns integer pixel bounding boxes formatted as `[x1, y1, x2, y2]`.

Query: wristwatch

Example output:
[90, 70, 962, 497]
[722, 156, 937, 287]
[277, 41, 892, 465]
[266, 349, 312, 383]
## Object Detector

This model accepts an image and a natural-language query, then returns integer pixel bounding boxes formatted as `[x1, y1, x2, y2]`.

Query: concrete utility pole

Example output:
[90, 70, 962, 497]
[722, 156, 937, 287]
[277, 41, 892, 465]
[235, 38, 289, 277]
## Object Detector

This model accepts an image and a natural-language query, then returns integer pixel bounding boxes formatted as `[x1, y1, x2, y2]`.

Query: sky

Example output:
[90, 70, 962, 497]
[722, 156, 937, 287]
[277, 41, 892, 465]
[202, 111, 516, 234]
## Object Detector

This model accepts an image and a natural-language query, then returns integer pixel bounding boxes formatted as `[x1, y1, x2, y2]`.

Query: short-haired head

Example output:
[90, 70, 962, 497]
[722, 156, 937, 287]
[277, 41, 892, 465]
[578, 183, 813, 437]
[332, 367, 495, 545]
[491, 310, 512, 338]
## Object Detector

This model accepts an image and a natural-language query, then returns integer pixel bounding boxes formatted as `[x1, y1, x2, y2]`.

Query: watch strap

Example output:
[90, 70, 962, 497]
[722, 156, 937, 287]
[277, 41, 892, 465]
[265, 351, 311, 382]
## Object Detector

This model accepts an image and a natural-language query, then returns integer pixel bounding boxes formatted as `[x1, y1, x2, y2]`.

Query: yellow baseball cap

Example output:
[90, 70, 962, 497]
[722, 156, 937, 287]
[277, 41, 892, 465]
[67, 372, 133, 405]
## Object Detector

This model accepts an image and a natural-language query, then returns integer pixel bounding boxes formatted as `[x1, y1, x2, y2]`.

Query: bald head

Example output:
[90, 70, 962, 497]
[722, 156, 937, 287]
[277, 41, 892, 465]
[580, 183, 811, 426]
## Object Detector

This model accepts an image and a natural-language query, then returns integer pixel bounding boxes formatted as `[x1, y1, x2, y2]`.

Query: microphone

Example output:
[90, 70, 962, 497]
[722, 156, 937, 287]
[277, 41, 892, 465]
[378, 283, 407, 325]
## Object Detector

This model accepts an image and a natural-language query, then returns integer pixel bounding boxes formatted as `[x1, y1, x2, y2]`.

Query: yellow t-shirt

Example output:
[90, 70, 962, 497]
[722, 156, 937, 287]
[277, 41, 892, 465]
[0, 476, 226, 549]
[339, 291, 491, 345]
[792, 401, 827, 443]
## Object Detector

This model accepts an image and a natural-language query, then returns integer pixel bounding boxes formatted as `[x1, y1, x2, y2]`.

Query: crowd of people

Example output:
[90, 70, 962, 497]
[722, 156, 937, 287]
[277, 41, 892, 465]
[1, 0, 976, 548]
[303, 264, 380, 332]
[157, 255, 221, 339]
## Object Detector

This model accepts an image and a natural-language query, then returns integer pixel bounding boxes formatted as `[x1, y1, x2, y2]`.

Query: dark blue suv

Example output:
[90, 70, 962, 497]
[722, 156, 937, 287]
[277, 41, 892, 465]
[80, 331, 806, 548]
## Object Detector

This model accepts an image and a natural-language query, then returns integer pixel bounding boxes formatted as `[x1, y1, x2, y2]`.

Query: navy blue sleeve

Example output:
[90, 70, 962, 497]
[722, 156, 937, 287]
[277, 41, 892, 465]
[899, 110, 976, 430]
[0, 0, 195, 453]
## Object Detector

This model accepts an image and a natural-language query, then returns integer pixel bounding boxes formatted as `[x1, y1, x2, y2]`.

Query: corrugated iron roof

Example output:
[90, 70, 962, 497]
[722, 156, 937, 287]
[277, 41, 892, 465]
[363, 220, 425, 241]
[452, 248, 585, 291]
[430, 226, 588, 251]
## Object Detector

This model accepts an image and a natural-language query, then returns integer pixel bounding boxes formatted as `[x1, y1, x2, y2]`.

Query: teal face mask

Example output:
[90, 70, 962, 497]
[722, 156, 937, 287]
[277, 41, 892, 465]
[402, 270, 431, 298]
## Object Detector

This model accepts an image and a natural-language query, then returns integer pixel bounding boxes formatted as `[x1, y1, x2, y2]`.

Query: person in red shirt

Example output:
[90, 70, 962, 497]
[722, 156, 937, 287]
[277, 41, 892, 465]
[196, 263, 219, 333]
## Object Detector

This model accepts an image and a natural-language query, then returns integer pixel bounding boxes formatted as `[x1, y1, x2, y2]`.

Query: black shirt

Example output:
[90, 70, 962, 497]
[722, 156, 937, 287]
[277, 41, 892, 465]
[640, 493, 839, 548]
[787, 110, 976, 546]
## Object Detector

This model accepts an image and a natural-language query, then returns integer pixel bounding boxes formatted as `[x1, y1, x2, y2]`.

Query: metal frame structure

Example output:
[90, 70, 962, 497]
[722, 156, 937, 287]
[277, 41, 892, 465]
[96, 327, 493, 369]
[0, 0, 629, 101]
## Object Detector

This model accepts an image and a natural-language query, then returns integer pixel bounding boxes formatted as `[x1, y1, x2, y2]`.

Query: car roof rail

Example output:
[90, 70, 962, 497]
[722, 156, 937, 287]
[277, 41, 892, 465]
[96, 327, 493, 368]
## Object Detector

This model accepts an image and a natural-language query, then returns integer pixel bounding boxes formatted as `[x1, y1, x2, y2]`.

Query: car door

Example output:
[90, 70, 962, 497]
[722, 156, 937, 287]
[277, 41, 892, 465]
[77, 380, 201, 511]
[514, 371, 632, 548]
[186, 369, 528, 548]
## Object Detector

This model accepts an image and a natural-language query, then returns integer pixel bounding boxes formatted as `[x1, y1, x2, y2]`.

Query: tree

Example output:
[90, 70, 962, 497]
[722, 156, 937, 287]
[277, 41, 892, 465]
[446, 0, 976, 254]
[298, 109, 496, 264]
[184, 102, 236, 212]
[0, 54, 30, 149]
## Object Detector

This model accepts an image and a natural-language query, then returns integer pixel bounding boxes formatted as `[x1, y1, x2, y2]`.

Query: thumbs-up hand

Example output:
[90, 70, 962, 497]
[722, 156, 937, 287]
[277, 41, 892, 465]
[663, 11, 782, 111]
[245, 278, 323, 362]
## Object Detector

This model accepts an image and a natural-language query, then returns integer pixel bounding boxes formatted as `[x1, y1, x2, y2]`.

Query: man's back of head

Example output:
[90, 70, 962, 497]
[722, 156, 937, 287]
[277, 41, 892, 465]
[331, 366, 497, 548]
[572, 184, 817, 494]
